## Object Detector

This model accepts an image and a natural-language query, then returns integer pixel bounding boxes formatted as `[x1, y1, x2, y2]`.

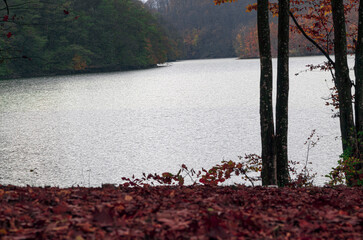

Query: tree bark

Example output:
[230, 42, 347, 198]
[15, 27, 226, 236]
[257, 0, 276, 185]
[276, 0, 290, 186]
[354, 0, 363, 173]
[331, 0, 355, 152]
[331, 0, 356, 185]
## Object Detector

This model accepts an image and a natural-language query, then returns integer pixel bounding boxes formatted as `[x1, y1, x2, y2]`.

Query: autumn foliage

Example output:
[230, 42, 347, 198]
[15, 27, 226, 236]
[217, 0, 360, 59]
[0, 185, 362, 239]
[234, 20, 323, 58]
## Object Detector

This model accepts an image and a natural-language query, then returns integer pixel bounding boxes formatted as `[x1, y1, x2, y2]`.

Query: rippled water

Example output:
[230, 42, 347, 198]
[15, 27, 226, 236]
[0, 57, 348, 187]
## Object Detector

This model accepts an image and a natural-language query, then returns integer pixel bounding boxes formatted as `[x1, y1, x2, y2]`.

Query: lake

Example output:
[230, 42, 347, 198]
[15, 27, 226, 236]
[0, 56, 347, 187]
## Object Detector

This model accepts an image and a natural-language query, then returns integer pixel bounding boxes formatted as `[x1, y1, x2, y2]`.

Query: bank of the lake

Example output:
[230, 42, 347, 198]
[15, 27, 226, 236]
[0, 64, 159, 82]
[0, 0, 176, 82]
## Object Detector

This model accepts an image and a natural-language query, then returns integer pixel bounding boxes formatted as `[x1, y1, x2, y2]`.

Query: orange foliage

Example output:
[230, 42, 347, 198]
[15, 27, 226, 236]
[218, 0, 360, 57]
[234, 20, 320, 59]
[214, 0, 237, 5]
[72, 54, 87, 71]
[234, 24, 259, 58]
[145, 38, 159, 65]
[290, 0, 359, 53]
[183, 28, 201, 47]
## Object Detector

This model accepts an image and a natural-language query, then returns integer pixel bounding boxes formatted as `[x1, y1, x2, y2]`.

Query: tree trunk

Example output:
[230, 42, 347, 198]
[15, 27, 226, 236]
[354, 0, 363, 174]
[331, 0, 356, 184]
[276, 0, 290, 186]
[257, 0, 276, 185]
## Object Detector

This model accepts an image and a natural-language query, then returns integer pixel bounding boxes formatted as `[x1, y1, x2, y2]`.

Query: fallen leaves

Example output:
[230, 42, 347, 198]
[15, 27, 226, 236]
[0, 185, 362, 239]
[124, 195, 133, 201]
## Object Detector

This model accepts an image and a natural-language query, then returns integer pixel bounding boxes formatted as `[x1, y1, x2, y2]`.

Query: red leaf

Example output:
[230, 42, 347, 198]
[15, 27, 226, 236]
[6, 32, 12, 38]
[64, 10, 69, 15]
[3, 15, 8, 21]
[52, 202, 70, 214]
[93, 205, 114, 227]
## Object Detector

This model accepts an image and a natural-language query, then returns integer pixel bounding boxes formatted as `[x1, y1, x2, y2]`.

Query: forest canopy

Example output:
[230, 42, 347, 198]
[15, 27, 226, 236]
[146, 0, 354, 59]
[146, 0, 257, 59]
[0, 0, 175, 79]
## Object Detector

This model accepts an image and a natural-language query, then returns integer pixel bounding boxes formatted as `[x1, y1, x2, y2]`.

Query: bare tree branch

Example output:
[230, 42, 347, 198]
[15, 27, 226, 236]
[289, 10, 335, 67]
[1, 1, 42, 12]
[3, 0, 9, 15]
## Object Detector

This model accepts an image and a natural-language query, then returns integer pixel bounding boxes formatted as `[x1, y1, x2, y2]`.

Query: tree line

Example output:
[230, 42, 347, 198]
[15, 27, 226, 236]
[145, 0, 343, 59]
[145, 0, 257, 59]
[0, 0, 176, 79]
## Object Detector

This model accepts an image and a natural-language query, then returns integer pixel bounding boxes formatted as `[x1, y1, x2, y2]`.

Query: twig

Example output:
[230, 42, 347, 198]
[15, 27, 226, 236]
[3, 0, 9, 15]
[289, 11, 335, 67]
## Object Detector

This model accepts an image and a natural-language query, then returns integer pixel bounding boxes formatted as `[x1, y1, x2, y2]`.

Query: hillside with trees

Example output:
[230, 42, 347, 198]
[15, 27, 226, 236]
[0, 0, 175, 79]
[145, 0, 257, 59]
[146, 0, 358, 59]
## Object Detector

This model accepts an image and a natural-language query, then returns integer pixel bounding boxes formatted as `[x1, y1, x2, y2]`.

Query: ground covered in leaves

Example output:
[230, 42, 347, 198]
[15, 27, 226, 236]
[0, 185, 362, 239]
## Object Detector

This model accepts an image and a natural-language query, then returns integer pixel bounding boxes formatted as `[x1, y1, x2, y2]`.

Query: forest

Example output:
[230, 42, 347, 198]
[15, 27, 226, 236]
[0, 0, 175, 79]
[146, 0, 257, 59]
[146, 0, 358, 59]
[2, 0, 357, 79]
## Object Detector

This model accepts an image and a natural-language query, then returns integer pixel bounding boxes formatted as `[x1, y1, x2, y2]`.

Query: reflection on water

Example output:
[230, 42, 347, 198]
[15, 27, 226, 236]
[0, 57, 345, 187]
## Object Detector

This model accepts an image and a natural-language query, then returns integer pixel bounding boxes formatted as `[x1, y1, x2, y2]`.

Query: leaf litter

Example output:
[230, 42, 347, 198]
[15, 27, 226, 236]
[0, 185, 362, 239]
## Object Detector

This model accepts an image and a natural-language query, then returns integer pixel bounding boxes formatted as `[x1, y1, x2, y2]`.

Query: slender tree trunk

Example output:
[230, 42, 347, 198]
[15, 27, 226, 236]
[331, 0, 356, 184]
[290, 0, 361, 184]
[276, 0, 290, 186]
[355, 0, 363, 173]
[257, 0, 276, 185]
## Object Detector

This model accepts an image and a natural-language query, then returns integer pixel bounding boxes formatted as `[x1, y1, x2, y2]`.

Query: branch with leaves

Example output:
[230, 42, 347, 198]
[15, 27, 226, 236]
[289, 11, 335, 67]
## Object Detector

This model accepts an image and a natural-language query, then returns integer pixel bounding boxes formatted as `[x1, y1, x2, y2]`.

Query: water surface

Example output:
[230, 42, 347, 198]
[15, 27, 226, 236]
[0, 57, 345, 186]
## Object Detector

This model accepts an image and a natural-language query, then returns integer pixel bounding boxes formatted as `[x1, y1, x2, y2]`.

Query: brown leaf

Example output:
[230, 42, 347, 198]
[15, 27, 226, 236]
[75, 236, 84, 240]
[93, 206, 114, 227]
[52, 202, 70, 214]
[78, 222, 96, 233]
[124, 195, 133, 201]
